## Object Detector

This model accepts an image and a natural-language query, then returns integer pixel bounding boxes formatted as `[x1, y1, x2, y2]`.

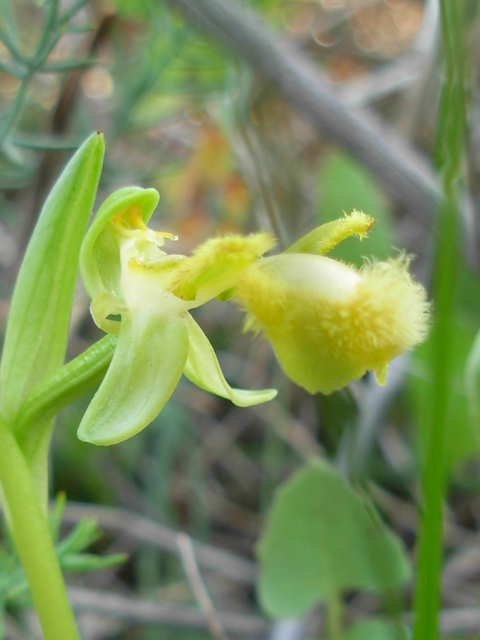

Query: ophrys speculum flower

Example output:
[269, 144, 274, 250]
[79, 193, 429, 446]
[235, 211, 430, 394]
[78, 187, 277, 445]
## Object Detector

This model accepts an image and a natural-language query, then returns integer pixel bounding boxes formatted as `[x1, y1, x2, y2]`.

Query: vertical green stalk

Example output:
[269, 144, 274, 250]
[327, 590, 343, 640]
[412, 199, 457, 640]
[0, 417, 80, 640]
[413, 2, 468, 638]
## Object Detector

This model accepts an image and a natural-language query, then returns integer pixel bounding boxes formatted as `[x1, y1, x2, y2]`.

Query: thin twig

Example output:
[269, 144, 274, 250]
[165, 0, 441, 220]
[62, 502, 257, 585]
[177, 532, 231, 640]
[251, 401, 324, 461]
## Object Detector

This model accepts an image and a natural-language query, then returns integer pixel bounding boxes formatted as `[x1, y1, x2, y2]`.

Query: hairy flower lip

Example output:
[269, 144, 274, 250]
[235, 239, 430, 395]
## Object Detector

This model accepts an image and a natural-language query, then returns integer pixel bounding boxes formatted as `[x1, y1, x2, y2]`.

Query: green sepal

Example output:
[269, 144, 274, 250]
[77, 312, 189, 446]
[183, 314, 277, 406]
[80, 186, 159, 301]
[0, 133, 105, 423]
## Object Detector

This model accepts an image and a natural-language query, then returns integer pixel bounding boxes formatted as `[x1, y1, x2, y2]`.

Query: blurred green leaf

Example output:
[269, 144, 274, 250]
[49, 492, 67, 542]
[409, 312, 480, 468]
[56, 517, 126, 574]
[41, 58, 95, 72]
[465, 325, 480, 440]
[343, 619, 410, 640]
[257, 460, 410, 618]
[56, 519, 100, 556]
[60, 552, 127, 573]
[317, 151, 394, 266]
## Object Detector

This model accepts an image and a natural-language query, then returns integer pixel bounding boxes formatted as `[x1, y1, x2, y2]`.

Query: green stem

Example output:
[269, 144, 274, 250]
[412, 204, 457, 640]
[327, 590, 343, 640]
[0, 417, 80, 640]
[15, 334, 116, 443]
[413, 2, 467, 637]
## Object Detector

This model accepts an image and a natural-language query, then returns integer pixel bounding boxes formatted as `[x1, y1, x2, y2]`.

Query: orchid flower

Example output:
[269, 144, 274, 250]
[78, 187, 277, 445]
[79, 189, 429, 446]
[234, 211, 430, 394]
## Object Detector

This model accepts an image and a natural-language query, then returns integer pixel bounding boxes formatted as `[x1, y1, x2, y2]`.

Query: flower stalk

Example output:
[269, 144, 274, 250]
[0, 417, 80, 640]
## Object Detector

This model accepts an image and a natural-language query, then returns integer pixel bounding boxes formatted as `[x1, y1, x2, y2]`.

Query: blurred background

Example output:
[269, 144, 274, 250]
[1, 0, 480, 638]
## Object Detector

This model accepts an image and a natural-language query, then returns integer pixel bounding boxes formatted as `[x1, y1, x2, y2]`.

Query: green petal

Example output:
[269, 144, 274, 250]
[77, 312, 189, 446]
[284, 211, 375, 255]
[183, 314, 277, 406]
[80, 187, 160, 301]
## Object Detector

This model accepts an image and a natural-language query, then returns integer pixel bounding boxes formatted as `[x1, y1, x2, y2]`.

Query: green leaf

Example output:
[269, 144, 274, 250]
[55, 517, 127, 573]
[0, 133, 104, 423]
[42, 58, 95, 72]
[184, 313, 277, 406]
[409, 314, 480, 468]
[56, 519, 100, 556]
[59, 552, 127, 572]
[49, 493, 67, 542]
[343, 619, 411, 640]
[317, 152, 393, 266]
[77, 312, 189, 446]
[465, 326, 480, 441]
[257, 460, 410, 618]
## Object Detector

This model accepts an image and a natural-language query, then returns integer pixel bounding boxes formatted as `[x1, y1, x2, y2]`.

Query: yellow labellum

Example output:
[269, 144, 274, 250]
[235, 253, 430, 394]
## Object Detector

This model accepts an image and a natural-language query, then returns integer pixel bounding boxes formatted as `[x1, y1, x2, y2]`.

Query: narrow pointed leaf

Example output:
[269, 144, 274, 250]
[184, 314, 277, 406]
[0, 133, 104, 422]
[77, 312, 189, 446]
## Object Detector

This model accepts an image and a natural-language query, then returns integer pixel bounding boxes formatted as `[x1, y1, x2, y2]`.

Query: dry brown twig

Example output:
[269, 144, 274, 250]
[68, 586, 268, 637]
[165, 0, 441, 221]
[177, 532, 232, 640]
[62, 502, 257, 584]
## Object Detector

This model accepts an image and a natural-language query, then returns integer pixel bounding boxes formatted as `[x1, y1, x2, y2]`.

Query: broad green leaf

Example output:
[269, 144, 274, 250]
[257, 460, 410, 618]
[343, 619, 411, 640]
[0, 133, 104, 423]
[183, 313, 277, 406]
[317, 151, 393, 266]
